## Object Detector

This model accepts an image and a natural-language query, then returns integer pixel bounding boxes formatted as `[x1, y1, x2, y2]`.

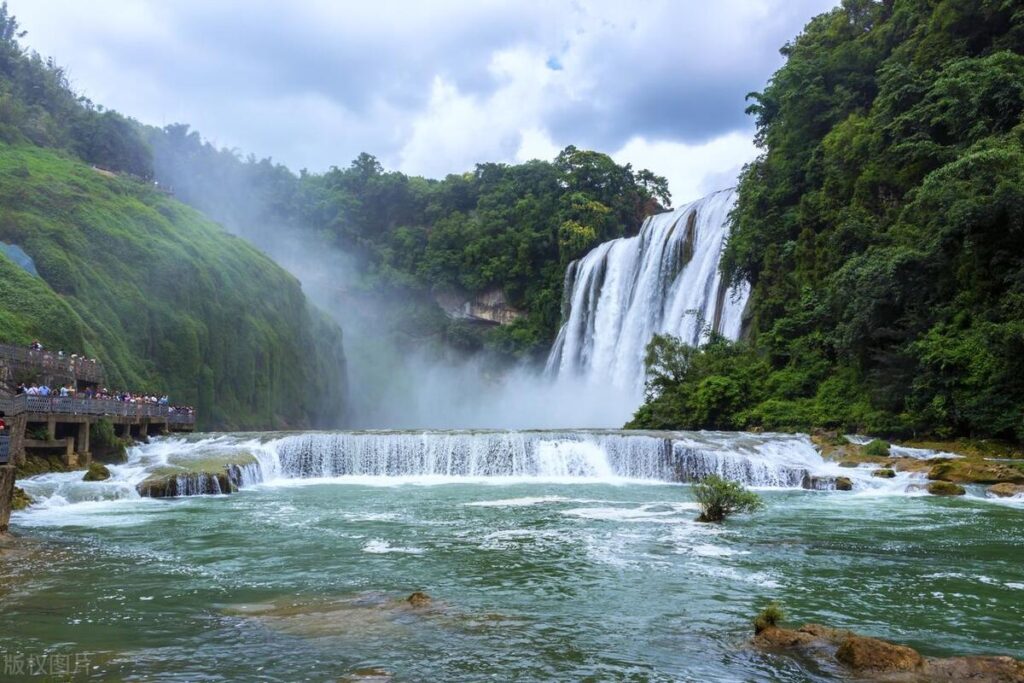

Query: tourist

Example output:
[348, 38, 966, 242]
[15, 382, 25, 395]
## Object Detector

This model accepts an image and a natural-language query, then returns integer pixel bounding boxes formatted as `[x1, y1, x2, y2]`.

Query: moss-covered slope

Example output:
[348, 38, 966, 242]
[0, 142, 347, 430]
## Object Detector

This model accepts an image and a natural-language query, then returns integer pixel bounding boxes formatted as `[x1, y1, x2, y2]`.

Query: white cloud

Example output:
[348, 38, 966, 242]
[9, 0, 837, 199]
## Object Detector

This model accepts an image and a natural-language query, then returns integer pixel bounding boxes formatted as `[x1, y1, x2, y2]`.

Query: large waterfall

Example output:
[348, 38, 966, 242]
[546, 189, 750, 392]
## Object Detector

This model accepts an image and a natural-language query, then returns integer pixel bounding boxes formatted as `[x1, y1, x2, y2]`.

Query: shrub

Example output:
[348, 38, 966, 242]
[754, 602, 784, 634]
[693, 475, 764, 522]
[862, 439, 890, 457]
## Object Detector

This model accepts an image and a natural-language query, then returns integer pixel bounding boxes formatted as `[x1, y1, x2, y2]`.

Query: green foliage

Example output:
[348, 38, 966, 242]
[0, 3, 152, 177]
[145, 126, 669, 361]
[0, 143, 347, 430]
[90, 418, 116, 449]
[692, 474, 764, 523]
[635, 0, 1024, 441]
[863, 439, 890, 457]
[754, 602, 784, 634]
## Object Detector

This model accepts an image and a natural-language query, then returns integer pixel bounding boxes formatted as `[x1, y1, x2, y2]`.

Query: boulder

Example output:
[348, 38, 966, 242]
[82, 462, 111, 482]
[834, 477, 853, 491]
[406, 591, 432, 608]
[834, 634, 924, 672]
[987, 483, 1024, 498]
[11, 486, 33, 511]
[926, 481, 966, 496]
[872, 468, 896, 478]
[928, 460, 1024, 485]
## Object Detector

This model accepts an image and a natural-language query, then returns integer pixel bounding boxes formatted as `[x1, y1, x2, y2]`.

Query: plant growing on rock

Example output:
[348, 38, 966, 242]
[754, 602, 784, 634]
[693, 475, 764, 522]
[863, 440, 890, 457]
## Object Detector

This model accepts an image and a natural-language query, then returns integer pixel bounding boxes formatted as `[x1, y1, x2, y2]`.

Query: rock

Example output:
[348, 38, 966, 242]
[406, 591, 432, 607]
[340, 667, 393, 682]
[11, 486, 33, 511]
[835, 476, 853, 491]
[872, 468, 896, 478]
[928, 460, 1024, 485]
[837, 461, 859, 468]
[137, 467, 240, 498]
[752, 620, 1024, 681]
[925, 655, 1024, 681]
[82, 462, 111, 482]
[987, 483, 1024, 498]
[835, 634, 924, 672]
[926, 481, 966, 496]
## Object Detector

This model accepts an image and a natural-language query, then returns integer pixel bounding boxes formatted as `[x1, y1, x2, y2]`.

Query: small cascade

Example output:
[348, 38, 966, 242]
[263, 430, 821, 486]
[546, 189, 750, 393]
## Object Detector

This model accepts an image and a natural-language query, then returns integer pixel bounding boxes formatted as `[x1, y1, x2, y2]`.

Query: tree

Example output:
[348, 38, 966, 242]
[693, 475, 764, 523]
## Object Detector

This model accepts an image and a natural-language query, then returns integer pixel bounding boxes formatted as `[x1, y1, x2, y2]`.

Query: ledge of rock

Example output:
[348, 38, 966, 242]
[137, 463, 247, 498]
[434, 287, 523, 326]
[987, 483, 1024, 498]
[754, 623, 1024, 681]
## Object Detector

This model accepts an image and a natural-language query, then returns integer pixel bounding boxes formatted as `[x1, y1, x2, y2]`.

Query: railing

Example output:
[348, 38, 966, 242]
[0, 395, 195, 425]
[0, 343, 106, 384]
[0, 436, 9, 464]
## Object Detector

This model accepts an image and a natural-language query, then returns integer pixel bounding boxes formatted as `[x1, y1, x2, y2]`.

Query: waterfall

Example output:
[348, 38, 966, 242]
[251, 430, 823, 487]
[546, 189, 750, 392]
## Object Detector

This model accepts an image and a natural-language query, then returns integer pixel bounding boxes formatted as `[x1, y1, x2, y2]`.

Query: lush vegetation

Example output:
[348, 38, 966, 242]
[0, 6, 347, 430]
[632, 0, 1024, 441]
[145, 129, 669, 359]
[692, 475, 764, 523]
[753, 602, 784, 634]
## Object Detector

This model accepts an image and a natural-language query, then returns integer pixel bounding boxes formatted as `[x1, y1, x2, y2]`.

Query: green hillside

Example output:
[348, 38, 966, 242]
[630, 0, 1024, 441]
[0, 142, 347, 429]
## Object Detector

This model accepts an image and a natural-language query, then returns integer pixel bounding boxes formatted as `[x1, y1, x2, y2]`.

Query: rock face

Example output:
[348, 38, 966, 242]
[754, 623, 1024, 681]
[434, 287, 523, 326]
[926, 481, 966, 496]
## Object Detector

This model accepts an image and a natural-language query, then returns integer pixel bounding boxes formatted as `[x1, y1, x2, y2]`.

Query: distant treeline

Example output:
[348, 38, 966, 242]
[631, 0, 1024, 442]
[145, 127, 670, 359]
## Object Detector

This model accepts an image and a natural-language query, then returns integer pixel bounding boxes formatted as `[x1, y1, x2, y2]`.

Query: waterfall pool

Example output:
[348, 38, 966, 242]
[4, 431, 1023, 680]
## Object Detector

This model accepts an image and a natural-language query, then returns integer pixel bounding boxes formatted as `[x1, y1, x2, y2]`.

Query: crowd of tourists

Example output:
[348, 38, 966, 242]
[27, 341, 102, 370]
[13, 383, 194, 415]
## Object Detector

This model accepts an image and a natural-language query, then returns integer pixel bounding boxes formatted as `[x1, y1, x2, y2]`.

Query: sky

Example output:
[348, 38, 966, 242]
[12, 0, 838, 204]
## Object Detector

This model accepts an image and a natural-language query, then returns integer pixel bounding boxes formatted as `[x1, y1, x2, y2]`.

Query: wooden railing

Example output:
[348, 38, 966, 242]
[0, 343, 106, 384]
[0, 395, 195, 425]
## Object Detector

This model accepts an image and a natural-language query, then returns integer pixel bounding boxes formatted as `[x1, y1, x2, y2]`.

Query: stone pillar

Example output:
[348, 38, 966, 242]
[77, 421, 91, 464]
[0, 465, 15, 535]
[46, 416, 56, 441]
[9, 414, 26, 467]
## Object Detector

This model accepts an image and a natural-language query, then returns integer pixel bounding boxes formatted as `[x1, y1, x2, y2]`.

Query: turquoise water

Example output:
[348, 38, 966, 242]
[4, 461, 1023, 681]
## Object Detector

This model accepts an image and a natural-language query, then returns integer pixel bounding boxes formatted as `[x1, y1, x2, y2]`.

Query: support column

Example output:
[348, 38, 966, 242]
[46, 416, 56, 441]
[9, 415, 26, 467]
[0, 465, 15, 535]
[77, 421, 91, 465]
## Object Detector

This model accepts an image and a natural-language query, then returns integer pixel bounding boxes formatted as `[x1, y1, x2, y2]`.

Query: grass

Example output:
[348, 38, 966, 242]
[754, 602, 784, 634]
[0, 143, 347, 429]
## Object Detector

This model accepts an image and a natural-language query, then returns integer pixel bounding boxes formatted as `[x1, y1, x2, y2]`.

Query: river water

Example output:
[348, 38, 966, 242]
[3, 431, 1023, 681]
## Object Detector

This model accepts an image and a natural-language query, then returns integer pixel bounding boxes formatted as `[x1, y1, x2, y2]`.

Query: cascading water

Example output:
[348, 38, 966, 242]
[546, 188, 750, 393]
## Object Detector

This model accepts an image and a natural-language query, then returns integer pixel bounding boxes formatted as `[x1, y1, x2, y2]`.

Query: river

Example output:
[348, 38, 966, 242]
[3, 431, 1022, 680]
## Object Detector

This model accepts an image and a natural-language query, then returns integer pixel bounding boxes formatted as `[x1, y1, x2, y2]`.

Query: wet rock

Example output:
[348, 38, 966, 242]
[834, 634, 924, 672]
[988, 483, 1024, 498]
[872, 468, 896, 478]
[928, 460, 1024, 485]
[82, 462, 111, 481]
[406, 591, 432, 607]
[926, 481, 966, 496]
[340, 667, 393, 682]
[837, 461, 859, 468]
[834, 477, 853, 491]
[753, 620, 1024, 681]
[11, 486, 33, 511]
[137, 467, 241, 498]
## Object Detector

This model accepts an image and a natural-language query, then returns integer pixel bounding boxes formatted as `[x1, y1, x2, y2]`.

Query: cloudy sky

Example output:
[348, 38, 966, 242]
[14, 0, 837, 204]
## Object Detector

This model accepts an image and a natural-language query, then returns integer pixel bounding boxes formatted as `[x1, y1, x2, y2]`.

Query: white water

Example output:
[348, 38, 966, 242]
[16, 430, 939, 514]
[546, 189, 749, 397]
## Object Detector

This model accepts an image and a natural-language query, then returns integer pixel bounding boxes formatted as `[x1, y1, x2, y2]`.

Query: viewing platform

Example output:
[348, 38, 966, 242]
[0, 342, 106, 387]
